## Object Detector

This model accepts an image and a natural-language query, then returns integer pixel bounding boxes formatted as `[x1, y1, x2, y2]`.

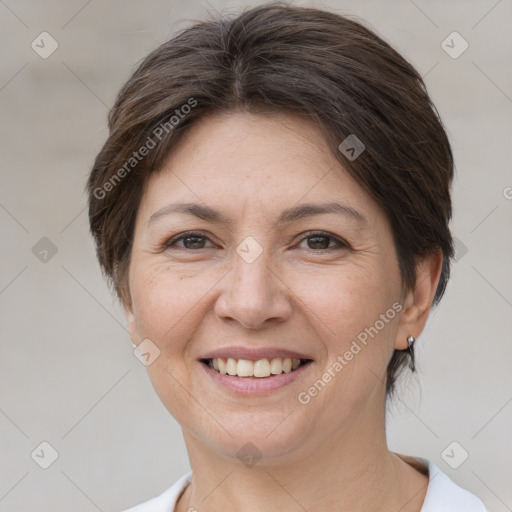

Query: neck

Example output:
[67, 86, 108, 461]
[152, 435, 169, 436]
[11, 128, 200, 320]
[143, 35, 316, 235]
[176, 394, 428, 512]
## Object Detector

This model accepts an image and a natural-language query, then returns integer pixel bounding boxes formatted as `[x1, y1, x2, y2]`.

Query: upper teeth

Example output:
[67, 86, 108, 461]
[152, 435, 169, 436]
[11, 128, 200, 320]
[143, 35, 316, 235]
[208, 357, 302, 377]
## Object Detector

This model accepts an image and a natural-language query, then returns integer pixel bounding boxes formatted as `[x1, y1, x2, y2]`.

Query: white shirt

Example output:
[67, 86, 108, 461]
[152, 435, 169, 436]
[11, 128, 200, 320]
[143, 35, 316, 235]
[122, 457, 488, 512]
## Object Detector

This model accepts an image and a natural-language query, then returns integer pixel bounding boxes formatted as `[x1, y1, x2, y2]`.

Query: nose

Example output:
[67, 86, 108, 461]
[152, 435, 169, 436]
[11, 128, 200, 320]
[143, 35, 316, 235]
[214, 245, 293, 329]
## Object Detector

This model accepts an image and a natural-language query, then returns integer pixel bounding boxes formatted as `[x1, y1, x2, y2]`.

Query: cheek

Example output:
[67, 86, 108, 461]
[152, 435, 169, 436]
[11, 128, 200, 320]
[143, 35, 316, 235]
[128, 263, 212, 421]
[291, 260, 396, 347]
[130, 262, 210, 349]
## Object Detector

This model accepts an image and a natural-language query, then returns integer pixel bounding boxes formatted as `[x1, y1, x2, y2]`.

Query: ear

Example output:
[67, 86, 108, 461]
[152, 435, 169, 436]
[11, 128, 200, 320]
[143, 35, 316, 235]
[395, 249, 444, 350]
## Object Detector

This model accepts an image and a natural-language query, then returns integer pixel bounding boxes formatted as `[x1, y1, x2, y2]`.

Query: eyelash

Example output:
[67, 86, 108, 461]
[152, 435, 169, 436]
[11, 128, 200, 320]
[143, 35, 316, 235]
[163, 231, 349, 252]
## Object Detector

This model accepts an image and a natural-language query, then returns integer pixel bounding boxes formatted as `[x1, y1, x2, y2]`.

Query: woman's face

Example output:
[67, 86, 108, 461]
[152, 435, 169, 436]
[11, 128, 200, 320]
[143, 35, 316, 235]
[125, 111, 409, 462]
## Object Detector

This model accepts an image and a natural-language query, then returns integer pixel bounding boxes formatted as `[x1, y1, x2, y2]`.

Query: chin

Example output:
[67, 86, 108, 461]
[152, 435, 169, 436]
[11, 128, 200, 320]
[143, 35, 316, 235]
[183, 409, 316, 466]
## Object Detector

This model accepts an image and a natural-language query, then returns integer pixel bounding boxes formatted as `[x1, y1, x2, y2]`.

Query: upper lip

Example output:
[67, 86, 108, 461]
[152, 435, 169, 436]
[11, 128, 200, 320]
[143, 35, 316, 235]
[200, 346, 313, 361]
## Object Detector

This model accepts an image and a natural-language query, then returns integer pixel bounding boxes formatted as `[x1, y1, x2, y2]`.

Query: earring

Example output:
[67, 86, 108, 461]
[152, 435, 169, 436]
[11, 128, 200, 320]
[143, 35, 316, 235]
[407, 335, 416, 371]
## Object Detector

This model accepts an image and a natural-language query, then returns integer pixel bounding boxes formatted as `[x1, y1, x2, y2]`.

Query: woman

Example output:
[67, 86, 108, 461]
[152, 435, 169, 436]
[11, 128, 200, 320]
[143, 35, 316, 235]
[87, 3, 488, 511]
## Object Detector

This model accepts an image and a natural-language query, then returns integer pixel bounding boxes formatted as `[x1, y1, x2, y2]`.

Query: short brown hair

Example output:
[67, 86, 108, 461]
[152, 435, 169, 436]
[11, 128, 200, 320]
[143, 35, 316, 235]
[87, 2, 454, 396]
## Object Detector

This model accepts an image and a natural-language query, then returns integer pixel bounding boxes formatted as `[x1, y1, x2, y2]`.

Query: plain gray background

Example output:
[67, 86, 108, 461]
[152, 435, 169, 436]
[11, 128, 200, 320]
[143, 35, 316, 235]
[1, 0, 511, 510]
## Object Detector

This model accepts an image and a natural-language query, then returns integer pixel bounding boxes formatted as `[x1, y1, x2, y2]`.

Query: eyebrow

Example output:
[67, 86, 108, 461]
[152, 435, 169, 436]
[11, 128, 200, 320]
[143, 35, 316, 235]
[147, 201, 368, 228]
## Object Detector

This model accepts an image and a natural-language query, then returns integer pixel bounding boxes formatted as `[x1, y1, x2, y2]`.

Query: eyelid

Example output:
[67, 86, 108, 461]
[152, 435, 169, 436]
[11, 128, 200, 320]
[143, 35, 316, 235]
[163, 230, 350, 251]
[164, 231, 216, 249]
[295, 230, 350, 250]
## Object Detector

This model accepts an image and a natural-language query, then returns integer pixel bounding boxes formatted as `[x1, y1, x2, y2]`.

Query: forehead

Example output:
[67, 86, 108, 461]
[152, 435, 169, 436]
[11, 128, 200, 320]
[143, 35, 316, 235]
[138, 111, 381, 225]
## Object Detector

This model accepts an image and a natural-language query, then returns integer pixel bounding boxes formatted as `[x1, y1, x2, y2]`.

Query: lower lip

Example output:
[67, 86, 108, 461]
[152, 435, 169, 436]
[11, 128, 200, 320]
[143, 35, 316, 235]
[198, 361, 313, 395]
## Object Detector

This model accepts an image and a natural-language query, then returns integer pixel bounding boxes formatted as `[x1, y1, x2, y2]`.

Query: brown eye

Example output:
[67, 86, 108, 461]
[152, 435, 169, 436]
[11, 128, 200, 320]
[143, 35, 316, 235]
[297, 231, 348, 251]
[164, 232, 213, 250]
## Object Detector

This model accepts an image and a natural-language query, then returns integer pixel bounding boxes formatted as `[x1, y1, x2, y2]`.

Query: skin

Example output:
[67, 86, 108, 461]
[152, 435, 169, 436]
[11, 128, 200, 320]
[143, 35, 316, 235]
[124, 111, 443, 511]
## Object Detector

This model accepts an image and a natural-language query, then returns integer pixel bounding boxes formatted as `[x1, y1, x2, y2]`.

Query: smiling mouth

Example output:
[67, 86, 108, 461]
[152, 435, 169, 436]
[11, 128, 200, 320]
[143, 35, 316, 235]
[201, 357, 312, 378]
